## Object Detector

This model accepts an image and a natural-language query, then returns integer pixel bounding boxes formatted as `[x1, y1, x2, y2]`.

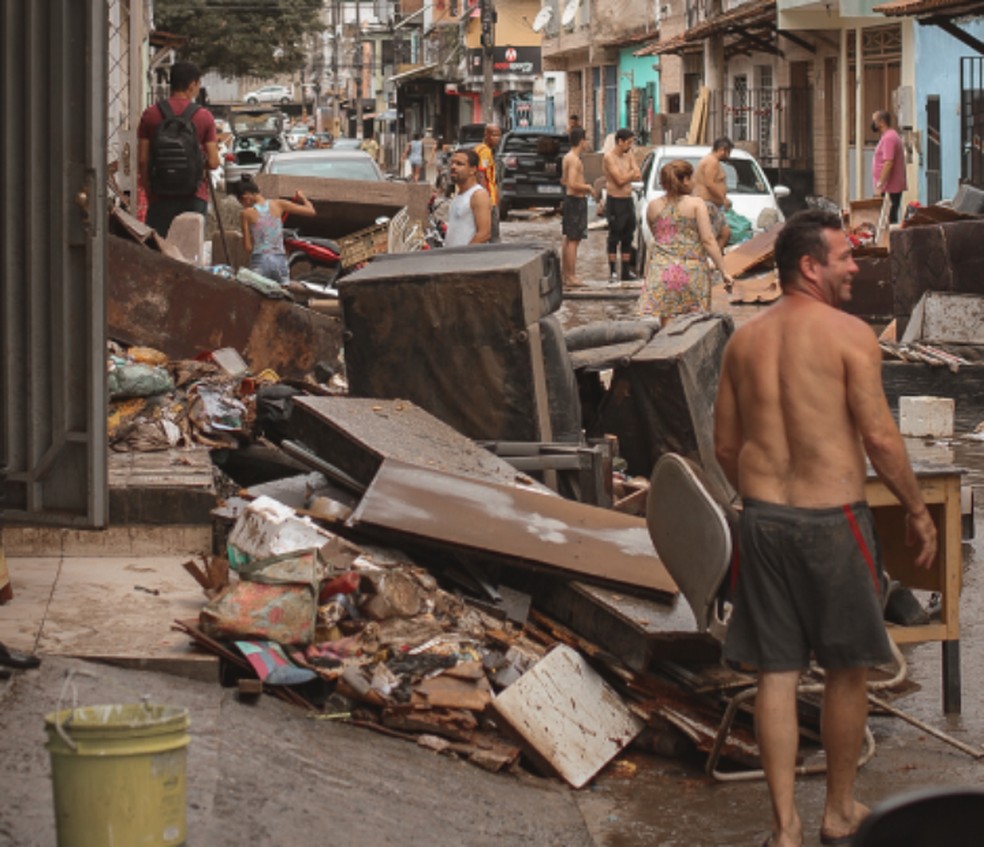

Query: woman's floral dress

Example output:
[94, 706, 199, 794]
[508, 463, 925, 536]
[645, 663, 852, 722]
[637, 201, 713, 319]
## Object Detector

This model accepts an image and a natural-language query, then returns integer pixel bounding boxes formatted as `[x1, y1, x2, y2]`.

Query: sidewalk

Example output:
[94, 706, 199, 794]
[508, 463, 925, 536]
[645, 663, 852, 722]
[1, 526, 215, 681]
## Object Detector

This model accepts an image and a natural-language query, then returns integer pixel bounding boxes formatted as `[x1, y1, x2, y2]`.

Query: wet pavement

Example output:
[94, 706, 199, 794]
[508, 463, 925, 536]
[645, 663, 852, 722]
[501, 211, 984, 845]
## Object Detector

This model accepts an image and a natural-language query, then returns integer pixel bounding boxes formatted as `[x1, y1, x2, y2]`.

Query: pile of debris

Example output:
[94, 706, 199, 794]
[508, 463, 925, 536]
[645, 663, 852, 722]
[106, 341, 345, 453]
[177, 486, 667, 785]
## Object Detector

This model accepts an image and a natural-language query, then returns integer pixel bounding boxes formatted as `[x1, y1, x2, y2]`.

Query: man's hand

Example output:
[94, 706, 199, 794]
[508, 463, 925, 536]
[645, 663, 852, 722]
[906, 508, 938, 569]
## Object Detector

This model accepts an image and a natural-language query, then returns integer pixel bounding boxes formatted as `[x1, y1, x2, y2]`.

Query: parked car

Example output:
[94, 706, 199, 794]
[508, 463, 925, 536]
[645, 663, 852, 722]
[331, 137, 362, 150]
[224, 107, 288, 189]
[495, 130, 571, 217]
[633, 144, 790, 274]
[453, 123, 487, 150]
[243, 84, 293, 105]
[259, 149, 386, 182]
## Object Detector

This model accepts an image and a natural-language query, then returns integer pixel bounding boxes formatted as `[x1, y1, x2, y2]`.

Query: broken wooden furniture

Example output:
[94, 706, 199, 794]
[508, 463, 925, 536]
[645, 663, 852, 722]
[491, 644, 644, 788]
[588, 313, 734, 499]
[890, 218, 984, 338]
[347, 457, 678, 598]
[338, 244, 577, 445]
[337, 244, 600, 497]
[867, 464, 964, 713]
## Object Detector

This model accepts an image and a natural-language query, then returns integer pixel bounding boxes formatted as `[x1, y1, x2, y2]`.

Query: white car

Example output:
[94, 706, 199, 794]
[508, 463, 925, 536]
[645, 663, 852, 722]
[633, 145, 789, 274]
[243, 85, 293, 105]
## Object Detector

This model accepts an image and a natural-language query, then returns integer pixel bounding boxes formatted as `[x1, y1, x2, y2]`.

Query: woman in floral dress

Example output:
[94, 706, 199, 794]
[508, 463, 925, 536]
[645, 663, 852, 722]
[637, 159, 733, 324]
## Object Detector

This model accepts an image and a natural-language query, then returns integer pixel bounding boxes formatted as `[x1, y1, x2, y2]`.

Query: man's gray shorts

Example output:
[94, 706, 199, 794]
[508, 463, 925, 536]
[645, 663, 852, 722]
[723, 499, 894, 672]
[562, 195, 588, 241]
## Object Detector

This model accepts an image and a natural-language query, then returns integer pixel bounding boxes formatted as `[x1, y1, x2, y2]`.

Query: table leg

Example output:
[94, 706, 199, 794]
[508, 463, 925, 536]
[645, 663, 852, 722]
[942, 639, 961, 714]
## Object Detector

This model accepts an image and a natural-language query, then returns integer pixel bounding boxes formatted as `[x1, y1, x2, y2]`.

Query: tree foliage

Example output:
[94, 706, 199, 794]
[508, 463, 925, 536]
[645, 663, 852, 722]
[153, 0, 326, 79]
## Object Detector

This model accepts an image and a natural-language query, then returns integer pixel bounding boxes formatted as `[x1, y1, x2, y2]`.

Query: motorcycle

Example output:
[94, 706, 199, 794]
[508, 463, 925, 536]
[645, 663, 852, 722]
[422, 193, 448, 249]
[283, 228, 343, 292]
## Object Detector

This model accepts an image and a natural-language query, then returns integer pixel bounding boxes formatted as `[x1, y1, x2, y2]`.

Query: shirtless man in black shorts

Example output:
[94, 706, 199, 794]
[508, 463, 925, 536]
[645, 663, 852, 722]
[603, 127, 642, 283]
[560, 126, 593, 286]
[714, 209, 937, 847]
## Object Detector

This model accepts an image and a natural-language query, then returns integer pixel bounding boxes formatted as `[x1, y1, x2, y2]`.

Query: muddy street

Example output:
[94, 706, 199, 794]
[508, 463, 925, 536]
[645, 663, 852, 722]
[2, 217, 984, 847]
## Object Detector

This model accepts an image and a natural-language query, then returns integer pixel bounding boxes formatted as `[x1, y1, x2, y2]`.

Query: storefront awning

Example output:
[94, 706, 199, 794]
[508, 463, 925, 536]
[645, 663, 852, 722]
[387, 63, 440, 84]
[875, 0, 984, 15]
[635, 0, 777, 58]
[875, 0, 984, 54]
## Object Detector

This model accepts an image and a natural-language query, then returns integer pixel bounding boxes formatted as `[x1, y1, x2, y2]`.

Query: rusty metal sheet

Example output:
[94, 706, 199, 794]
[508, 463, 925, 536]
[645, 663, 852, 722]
[288, 397, 545, 492]
[491, 644, 644, 788]
[348, 458, 678, 597]
[107, 235, 342, 378]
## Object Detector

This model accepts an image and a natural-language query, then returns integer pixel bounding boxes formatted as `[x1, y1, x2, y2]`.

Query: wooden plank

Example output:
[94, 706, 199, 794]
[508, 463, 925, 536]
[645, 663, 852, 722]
[721, 223, 783, 278]
[491, 644, 644, 788]
[413, 674, 492, 712]
[349, 458, 678, 597]
[729, 269, 781, 304]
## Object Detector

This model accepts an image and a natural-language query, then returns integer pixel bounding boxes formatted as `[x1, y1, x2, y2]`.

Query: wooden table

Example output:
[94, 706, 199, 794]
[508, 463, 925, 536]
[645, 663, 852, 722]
[866, 466, 963, 713]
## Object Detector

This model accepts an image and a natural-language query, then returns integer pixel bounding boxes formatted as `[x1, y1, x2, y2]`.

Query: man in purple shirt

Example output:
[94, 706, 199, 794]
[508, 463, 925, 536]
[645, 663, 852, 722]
[871, 110, 906, 224]
[138, 61, 220, 237]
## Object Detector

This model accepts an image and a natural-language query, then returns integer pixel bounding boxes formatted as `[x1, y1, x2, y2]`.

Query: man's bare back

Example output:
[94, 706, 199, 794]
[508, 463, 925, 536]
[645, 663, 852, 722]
[694, 152, 727, 206]
[715, 222, 936, 566]
[716, 295, 876, 507]
[561, 149, 590, 198]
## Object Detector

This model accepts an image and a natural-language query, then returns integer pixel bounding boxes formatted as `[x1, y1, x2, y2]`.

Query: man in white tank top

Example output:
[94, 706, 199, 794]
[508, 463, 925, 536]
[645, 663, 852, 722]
[445, 148, 492, 247]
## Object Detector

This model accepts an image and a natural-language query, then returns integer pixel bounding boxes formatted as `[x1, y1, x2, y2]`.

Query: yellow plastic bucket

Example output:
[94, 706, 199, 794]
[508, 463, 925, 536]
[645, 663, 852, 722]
[44, 703, 190, 847]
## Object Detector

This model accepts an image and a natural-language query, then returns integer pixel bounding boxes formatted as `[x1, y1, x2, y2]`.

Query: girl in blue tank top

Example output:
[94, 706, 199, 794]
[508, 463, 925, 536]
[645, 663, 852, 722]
[236, 177, 315, 284]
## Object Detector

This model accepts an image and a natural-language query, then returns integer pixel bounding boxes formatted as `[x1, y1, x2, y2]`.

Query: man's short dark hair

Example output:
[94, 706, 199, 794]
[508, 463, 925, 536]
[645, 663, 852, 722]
[774, 209, 845, 288]
[875, 110, 892, 128]
[456, 147, 479, 168]
[169, 61, 201, 94]
[570, 126, 585, 146]
[615, 127, 634, 143]
[712, 137, 734, 153]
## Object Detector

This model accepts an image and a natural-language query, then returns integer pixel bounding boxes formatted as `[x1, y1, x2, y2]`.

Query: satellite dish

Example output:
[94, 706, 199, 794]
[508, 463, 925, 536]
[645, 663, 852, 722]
[561, 0, 580, 27]
[531, 6, 553, 33]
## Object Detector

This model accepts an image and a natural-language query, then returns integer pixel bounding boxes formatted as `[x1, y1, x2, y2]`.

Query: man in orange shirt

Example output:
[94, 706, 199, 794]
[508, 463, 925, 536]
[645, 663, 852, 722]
[475, 123, 502, 240]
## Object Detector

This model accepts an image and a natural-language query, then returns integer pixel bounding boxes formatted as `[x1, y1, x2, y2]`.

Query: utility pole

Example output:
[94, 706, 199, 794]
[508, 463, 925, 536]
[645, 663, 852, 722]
[480, 0, 495, 123]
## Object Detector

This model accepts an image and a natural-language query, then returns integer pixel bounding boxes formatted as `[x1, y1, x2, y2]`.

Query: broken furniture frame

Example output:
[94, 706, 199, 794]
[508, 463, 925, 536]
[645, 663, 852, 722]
[866, 466, 964, 713]
[478, 440, 612, 507]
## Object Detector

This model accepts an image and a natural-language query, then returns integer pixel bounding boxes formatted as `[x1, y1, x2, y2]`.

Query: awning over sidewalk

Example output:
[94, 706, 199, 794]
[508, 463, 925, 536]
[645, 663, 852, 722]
[635, 0, 778, 57]
[387, 63, 440, 84]
[875, 0, 984, 15]
[876, 0, 984, 54]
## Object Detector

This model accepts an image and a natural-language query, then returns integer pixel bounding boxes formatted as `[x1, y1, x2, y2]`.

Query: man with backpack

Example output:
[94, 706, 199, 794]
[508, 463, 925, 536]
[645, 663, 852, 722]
[137, 61, 220, 237]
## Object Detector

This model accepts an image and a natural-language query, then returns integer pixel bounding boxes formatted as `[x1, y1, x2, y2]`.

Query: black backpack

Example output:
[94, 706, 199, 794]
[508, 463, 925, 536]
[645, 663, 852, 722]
[149, 100, 204, 196]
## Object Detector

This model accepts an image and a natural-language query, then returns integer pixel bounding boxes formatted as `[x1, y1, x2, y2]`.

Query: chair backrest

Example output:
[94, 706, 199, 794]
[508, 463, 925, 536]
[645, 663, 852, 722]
[646, 453, 734, 639]
[850, 786, 984, 846]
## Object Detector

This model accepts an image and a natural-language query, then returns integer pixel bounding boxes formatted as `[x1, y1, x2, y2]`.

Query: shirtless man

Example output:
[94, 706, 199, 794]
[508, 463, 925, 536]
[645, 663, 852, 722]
[694, 137, 734, 250]
[560, 126, 593, 286]
[714, 209, 937, 847]
[602, 127, 642, 283]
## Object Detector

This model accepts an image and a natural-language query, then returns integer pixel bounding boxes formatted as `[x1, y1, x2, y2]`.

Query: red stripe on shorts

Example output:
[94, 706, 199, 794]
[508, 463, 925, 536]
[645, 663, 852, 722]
[842, 503, 880, 593]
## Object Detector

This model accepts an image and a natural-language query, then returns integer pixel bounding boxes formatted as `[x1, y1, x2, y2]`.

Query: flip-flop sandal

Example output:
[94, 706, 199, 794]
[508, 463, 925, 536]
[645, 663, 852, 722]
[819, 830, 856, 845]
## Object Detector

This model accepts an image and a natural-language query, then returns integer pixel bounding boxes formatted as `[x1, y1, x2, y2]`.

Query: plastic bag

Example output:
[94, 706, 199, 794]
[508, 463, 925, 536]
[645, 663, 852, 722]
[724, 208, 754, 246]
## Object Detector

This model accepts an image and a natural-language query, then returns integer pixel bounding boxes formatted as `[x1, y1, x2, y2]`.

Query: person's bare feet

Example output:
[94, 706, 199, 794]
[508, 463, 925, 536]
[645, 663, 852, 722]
[820, 799, 869, 844]
[563, 276, 582, 287]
